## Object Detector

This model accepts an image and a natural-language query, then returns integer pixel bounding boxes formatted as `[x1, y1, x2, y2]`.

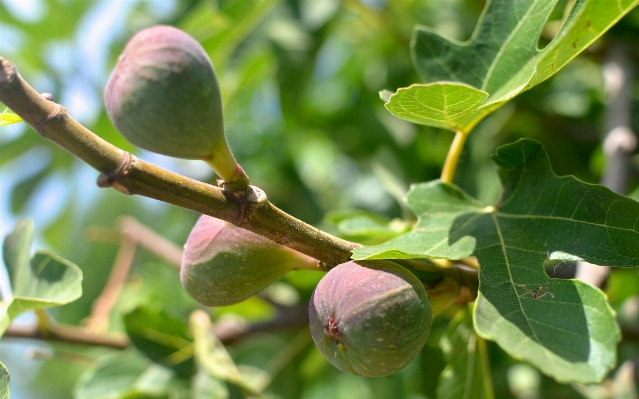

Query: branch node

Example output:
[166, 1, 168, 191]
[97, 152, 135, 194]
[223, 185, 268, 227]
[35, 103, 62, 131]
[0, 58, 16, 86]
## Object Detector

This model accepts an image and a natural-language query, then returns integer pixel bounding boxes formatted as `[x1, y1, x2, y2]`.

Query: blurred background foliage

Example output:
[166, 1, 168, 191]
[1, 0, 639, 398]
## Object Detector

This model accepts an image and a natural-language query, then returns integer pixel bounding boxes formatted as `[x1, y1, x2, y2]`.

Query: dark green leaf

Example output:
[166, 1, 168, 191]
[437, 309, 493, 399]
[409, 0, 639, 131]
[1, 221, 82, 334]
[354, 139, 639, 383]
[10, 168, 48, 214]
[74, 351, 173, 399]
[0, 362, 9, 399]
[124, 306, 194, 379]
[2, 220, 34, 287]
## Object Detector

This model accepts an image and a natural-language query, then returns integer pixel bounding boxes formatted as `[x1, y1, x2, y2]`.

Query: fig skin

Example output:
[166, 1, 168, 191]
[309, 260, 432, 378]
[105, 25, 243, 186]
[181, 215, 319, 307]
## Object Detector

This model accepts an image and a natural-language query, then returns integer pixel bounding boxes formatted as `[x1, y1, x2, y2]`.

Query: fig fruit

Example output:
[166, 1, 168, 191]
[181, 215, 319, 306]
[309, 260, 432, 378]
[105, 25, 247, 189]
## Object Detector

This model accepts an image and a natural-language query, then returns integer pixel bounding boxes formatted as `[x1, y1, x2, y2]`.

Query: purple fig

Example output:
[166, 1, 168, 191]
[181, 215, 319, 306]
[309, 260, 432, 378]
[105, 25, 247, 189]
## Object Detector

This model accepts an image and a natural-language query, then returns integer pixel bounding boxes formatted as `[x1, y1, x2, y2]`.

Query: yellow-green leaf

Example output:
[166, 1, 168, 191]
[0, 108, 23, 127]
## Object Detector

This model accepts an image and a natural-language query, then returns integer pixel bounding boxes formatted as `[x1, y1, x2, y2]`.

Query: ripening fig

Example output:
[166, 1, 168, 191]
[105, 25, 248, 190]
[181, 215, 319, 307]
[309, 260, 432, 378]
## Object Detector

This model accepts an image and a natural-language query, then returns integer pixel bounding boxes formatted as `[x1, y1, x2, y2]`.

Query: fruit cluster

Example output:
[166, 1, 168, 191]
[105, 25, 434, 378]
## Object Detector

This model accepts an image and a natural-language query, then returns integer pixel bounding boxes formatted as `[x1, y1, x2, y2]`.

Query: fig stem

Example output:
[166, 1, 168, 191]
[441, 130, 468, 184]
[0, 58, 357, 266]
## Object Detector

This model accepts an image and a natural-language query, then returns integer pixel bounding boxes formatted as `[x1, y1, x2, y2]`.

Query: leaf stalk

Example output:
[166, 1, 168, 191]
[441, 130, 468, 184]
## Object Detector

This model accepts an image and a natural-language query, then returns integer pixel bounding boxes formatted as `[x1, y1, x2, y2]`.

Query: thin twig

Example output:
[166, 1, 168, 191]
[4, 321, 130, 349]
[3, 305, 307, 349]
[86, 216, 184, 268]
[118, 216, 183, 267]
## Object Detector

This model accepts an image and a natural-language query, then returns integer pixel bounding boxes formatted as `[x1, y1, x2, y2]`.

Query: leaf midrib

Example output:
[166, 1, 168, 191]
[490, 212, 555, 368]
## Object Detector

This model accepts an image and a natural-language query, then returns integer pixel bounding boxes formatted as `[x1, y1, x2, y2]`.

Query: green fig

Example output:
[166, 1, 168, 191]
[309, 260, 432, 378]
[105, 25, 248, 189]
[181, 215, 319, 307]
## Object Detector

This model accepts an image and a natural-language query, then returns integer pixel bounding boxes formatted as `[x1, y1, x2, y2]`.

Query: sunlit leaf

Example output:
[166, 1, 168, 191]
[408, 0, 639, 131]
[0, 362, 9, 399]
[192, 368, 228, 399]
[383, 83, 488, 132]
[437, 309, 493, 399]
[0, 220, 82, 334]
[0, 108, 23, 127]
[354, 139, 639, 383]
[190, 310, 262, 398]
[332, 213, 410, 244]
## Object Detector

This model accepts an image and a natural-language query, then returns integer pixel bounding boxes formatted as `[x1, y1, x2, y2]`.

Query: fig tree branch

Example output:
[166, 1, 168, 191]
[0, 57, 357, 266]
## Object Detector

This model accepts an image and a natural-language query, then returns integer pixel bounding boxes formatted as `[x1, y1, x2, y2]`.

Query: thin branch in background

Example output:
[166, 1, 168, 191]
[576, 42, 637, 288]
[83, 235, 137, 333]
[212, 304, 310, 345]
[3, 319, 129, 349]
[117, 216, 183, 268]
[84, 216, 183, 331]
[86, 216, 184, 268]
[26, 348, 97, 365]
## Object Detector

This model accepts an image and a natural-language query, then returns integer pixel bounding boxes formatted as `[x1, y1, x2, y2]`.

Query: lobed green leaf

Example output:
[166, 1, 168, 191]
[0, 221, 82, 335]
[354, 139, 639, 383]
[399, 0, 639, 132]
